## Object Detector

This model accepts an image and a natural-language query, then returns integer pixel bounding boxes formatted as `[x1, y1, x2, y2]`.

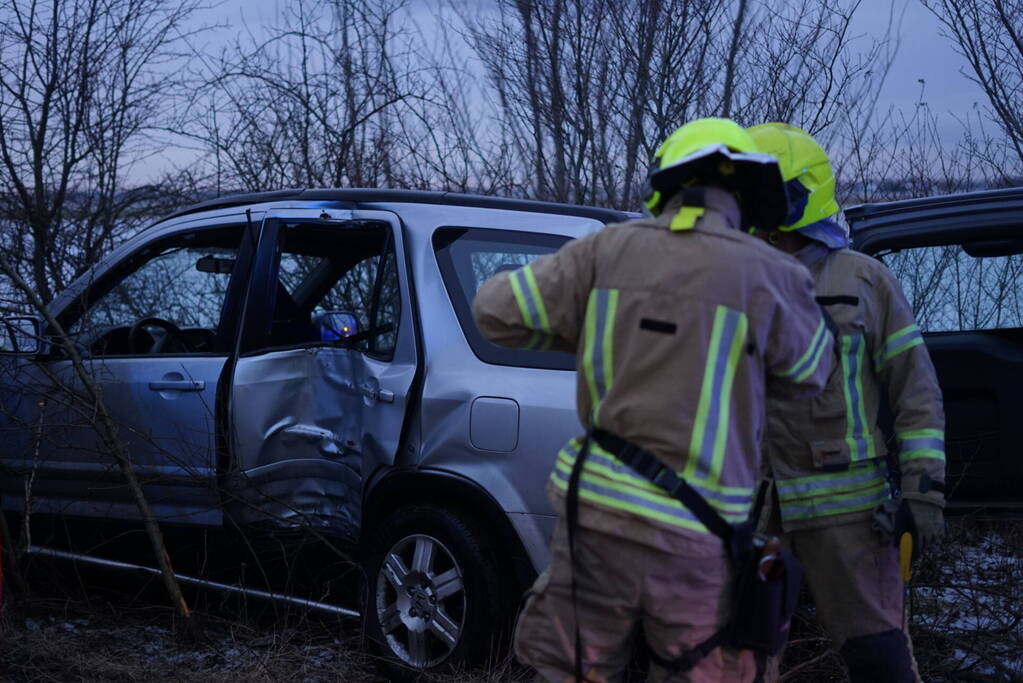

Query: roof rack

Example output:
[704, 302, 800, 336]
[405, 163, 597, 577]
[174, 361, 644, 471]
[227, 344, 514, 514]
[165, 188, 635, 224]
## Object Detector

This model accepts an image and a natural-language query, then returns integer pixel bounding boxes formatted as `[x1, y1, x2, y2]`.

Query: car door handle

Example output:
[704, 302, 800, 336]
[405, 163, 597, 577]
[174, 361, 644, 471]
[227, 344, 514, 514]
[359, 383, 395, 403]
[149, 380, 205, 392]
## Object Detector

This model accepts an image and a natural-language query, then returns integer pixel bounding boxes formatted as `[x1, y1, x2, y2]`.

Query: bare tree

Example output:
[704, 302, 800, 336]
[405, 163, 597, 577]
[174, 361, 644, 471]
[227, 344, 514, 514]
[835, 85, 984, 207]
[458, 0, 892, 210]
[180, 0, 428, 193]
[458, 0, 727, 206]
[720, 0, 749, 118]
[0, 0, 204, 304]
[379, 19, 523, 195]
[728, 0, 892, 142]
[923, 0, 1023, 180]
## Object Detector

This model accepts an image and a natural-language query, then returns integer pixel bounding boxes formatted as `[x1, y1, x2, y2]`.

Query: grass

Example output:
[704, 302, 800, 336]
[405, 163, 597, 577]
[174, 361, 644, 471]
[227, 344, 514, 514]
[1, 597, 383, 682]
[2, 519, 1019, 682]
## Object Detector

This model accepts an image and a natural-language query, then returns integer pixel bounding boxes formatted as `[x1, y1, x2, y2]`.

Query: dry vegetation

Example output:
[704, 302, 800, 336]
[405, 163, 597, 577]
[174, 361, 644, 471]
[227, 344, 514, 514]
[0, 605, 529, 682]
[1, 519, 1019, 682]
[2, 603, 382, 683]
[780, 518, 1023, 683]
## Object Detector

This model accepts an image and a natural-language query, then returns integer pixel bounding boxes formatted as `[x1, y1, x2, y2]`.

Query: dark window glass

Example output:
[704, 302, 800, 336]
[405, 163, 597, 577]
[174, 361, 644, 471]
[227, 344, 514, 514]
[881, 245, 1023, 332]
[257, 222, 400, 359]
[64, 226, 243, 356]
[434, 227, 574, 370]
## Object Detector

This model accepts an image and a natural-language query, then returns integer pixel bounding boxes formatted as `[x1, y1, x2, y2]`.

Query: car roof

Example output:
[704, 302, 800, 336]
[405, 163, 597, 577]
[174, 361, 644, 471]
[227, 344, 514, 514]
[845, 186, 1023, 228]
[164, 188, 636, 224]
[846, 186, 1023, 252]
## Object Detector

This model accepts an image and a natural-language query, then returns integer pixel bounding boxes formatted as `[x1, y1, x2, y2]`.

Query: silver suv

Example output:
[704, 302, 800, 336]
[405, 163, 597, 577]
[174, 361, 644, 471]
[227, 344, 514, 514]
[0, 189, 633, 671]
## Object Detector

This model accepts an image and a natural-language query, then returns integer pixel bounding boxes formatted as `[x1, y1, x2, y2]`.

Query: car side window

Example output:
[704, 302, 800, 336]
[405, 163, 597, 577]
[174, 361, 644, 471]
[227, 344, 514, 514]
[64, 226, 243, 356]
[882, 245, 1023, 332]
[264, 223, 400, 359]
[468, 250, 538, 290]
[433, 226, 574, 370]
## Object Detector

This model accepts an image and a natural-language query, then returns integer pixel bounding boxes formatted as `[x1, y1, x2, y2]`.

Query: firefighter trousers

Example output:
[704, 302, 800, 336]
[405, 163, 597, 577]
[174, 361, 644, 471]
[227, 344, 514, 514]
[514, 516, 755, 682]
[762, 488, 920, 682]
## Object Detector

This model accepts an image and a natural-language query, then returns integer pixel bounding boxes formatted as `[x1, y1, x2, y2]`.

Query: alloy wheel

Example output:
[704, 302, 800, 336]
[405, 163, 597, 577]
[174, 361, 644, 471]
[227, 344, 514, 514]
[374, 533, 466, 668]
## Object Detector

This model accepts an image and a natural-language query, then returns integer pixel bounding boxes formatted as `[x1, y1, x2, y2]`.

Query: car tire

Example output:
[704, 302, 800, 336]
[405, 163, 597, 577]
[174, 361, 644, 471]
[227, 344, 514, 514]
[362, 504, 507, 675]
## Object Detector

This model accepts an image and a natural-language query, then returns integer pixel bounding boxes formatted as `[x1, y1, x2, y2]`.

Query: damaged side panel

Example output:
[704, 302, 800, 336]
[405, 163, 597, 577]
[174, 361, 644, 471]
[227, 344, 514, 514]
[228, 346, 367, 539]
[225, 210, 418, 543]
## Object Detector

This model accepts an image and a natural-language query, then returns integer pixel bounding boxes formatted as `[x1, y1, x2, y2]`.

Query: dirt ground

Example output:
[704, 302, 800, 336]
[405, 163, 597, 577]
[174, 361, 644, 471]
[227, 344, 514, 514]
[1, 519, 1020, 682]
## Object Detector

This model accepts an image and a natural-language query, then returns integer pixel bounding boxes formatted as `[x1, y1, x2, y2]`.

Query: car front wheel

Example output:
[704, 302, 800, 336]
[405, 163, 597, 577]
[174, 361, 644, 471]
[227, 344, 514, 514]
[363, 504, 505, 674]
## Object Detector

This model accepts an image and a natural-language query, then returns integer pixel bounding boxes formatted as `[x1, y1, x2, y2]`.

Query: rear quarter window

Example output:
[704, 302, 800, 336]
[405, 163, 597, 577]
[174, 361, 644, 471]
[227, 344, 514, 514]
[881, 245, 1023, 332]
[433, 227, 575, 370]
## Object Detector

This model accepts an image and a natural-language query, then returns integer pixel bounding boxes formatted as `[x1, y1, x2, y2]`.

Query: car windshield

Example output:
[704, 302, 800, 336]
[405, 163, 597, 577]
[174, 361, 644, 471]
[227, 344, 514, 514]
[434, 227, 574, 370]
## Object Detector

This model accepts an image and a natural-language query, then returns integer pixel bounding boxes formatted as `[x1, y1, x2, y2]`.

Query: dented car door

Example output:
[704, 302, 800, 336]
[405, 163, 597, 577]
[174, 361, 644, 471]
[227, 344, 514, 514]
[227, 209, 418, 541]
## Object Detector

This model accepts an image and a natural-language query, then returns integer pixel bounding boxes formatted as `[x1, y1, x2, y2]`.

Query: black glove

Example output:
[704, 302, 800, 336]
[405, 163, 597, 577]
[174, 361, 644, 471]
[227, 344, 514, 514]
[906, 498, 944, 552]
[872, 497, 945, 556]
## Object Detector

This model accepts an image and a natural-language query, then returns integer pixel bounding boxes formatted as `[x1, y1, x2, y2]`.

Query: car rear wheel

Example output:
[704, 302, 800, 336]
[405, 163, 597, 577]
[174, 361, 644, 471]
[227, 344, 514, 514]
[363, 504, 505, 674]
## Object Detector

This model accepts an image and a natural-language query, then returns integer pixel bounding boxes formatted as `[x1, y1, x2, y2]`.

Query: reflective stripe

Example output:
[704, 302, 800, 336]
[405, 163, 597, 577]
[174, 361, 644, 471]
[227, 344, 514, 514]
[898, 428, 944, 439]
[841, 335, 875, 462]
[582, 289, 619, 426]
[795, 324, 831, 383]
[509, 265, 553, 350]
[776, 318, 828, 381]
[551, 439, 754, 535]
[780, 480, 889, 521]
[550, 464, 710, 534]
[686, 306, 748, 484]
[874, 324, 923, 368]
[560, 439, 753, 508]
[776, 459, 887, 502]
[522, 266, 551, 332]
[897, 428, 945, 462]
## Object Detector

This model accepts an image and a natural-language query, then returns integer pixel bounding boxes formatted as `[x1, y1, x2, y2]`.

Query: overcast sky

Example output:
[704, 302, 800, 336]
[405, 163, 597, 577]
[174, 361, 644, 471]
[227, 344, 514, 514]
[202, 0, 984, 110]
[858, 0, 984, 129]
[163, 0, 985, 180]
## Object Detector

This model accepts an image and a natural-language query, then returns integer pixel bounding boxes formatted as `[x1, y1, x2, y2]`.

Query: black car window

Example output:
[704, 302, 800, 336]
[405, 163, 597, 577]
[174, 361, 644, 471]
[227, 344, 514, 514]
[434, 227, 575, 370]
[63, 226, 243, 356]
[251, 222, 400, 359]
[881, 245, 1023, 332]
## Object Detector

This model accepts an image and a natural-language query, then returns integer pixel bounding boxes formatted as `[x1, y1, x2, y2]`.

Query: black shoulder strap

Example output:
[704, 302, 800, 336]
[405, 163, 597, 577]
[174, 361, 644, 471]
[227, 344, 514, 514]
[591, 429, 734, 542]
[566, 437, 590, 683]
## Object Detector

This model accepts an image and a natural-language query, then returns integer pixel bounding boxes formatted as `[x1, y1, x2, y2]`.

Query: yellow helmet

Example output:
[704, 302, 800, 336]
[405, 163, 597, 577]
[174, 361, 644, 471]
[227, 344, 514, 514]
[746, 123, 840, 232]
[643, 117, 788, 229]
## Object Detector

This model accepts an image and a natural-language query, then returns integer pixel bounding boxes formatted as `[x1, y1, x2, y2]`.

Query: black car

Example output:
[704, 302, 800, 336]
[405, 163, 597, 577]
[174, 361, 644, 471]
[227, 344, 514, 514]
[848, 186, 1023, 513]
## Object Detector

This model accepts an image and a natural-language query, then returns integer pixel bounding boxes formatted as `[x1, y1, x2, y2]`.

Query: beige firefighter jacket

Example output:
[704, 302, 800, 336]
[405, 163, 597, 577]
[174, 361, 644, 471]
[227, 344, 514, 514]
[473, 188, 835, 551]
[764, 245, 946, 533]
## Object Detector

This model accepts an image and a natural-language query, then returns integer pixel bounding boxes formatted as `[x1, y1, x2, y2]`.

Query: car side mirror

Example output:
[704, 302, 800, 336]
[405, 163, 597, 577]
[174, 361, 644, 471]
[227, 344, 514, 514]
[0, 315, 45, 356]
[314, 310, 360, 341]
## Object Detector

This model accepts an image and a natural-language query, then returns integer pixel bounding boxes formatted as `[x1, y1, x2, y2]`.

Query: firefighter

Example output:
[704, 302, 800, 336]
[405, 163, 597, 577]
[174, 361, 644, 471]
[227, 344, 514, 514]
[473, 118, 835, 682]
[747, 122, 946, 683]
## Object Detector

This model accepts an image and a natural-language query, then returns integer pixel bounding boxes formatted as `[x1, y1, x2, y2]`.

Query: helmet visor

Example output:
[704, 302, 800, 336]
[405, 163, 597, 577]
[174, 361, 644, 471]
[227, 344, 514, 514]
[796, 217, 850, 249]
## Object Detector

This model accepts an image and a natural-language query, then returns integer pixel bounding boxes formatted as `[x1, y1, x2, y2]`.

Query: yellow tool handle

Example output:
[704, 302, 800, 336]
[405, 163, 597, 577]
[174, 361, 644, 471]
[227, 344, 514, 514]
[899, 531, 913, 582]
